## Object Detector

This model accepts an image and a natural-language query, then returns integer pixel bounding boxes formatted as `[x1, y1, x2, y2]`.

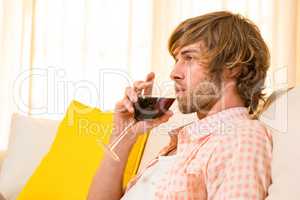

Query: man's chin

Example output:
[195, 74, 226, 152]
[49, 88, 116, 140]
[177, 101, 196, 114]
[177, 98, 215, 115]
[178, 107, 194, 114]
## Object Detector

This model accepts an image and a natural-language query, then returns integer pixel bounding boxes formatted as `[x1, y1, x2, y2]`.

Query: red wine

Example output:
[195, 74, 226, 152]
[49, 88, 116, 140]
[133, 96, 175, 121]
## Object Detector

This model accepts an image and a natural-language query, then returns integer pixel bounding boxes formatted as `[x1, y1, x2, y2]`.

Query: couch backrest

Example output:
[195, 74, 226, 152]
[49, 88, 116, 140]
[259, 86, 300, 199]
[0, 114, 59, 200]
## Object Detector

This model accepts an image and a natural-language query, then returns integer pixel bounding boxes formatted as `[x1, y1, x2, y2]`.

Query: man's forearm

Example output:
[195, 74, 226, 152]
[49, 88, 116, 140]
[87, 132, 137, 200]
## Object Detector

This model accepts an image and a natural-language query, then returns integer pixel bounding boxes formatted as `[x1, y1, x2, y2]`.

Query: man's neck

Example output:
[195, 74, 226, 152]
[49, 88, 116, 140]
[167, 87, 245, 156]
[196, 82, 245, 120]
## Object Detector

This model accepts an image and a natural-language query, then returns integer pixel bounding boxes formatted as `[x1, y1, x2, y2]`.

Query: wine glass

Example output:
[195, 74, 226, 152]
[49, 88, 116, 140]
[99, 96, 175, 161]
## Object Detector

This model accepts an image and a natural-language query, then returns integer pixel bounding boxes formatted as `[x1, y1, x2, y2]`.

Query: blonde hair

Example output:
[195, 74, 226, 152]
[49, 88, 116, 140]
[168, 11, 270, 114]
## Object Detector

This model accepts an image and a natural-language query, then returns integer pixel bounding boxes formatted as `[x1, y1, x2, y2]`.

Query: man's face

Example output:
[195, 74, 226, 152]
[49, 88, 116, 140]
[170, 42, 221, 114]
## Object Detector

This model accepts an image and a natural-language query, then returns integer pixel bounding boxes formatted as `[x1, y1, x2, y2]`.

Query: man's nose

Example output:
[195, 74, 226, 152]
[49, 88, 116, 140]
[170, 64, 184, 81]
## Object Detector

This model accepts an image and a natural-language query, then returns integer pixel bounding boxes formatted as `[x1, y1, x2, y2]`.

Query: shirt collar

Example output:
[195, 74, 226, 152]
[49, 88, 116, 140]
[170, 107, 251, 142]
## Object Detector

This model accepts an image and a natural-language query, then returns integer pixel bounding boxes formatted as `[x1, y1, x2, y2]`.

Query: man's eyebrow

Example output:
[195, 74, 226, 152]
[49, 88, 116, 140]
[174, 48, 200, 57]
[181, 49, 200, 54]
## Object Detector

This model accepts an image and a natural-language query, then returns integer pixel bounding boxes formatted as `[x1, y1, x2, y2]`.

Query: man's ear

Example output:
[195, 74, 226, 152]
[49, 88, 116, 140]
[223, 66, 241, 79]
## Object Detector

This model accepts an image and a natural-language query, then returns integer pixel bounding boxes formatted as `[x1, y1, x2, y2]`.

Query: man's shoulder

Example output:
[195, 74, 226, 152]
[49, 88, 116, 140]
[224, 117, 269, 136]
[208, 118, 272, 166]
[215, 118, 272, 148]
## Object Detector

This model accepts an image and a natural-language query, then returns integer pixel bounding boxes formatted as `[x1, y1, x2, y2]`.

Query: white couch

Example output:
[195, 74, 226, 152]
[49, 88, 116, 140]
[0, 87, 300, 200]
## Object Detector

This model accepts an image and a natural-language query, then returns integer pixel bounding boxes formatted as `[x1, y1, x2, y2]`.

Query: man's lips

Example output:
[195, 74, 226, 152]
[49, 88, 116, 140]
[175, 85, 186, 96]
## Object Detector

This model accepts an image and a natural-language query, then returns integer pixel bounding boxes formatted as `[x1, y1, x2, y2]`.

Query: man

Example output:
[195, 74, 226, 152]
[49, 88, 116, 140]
[88, 11, 272, 200]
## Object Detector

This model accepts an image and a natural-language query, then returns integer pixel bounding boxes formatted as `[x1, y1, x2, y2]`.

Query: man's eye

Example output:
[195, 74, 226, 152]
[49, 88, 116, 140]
[184, 55, 193, 61]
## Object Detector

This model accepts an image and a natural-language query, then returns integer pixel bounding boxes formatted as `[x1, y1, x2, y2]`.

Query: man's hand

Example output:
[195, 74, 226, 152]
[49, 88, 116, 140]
[87, 72, 173, 200]
[111, 72, 173, 143]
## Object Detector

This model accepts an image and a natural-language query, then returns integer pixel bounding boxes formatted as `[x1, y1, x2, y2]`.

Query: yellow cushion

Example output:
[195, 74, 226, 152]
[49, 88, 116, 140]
[17, 101, 148, 200]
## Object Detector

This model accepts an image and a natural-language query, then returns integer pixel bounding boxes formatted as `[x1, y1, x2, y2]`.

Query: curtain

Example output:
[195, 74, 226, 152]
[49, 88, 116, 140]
[0, 0, 299, 150]
[0, 0, 153, 150]
[297, 0, 300, 86]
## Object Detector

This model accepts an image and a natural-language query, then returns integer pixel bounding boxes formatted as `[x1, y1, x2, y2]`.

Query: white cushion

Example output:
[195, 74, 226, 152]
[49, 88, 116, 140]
[0, 114, 59, 200]
[260, 87, 300, 200]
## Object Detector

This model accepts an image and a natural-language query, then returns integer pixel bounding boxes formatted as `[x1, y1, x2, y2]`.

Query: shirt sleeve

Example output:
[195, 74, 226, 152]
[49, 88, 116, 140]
[206, 123, 272, 200]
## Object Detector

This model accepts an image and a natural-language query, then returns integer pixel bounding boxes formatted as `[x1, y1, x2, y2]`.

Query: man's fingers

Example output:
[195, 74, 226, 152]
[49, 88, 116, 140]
[133, 82, 153, 91]
[125, 87, 138, 102]
[131, 72, 155, 97]
[123, 97, 134, 113]
[145, 72, 155, 82]
[143, 82, 154, 96]
[115, 72, 156, 116]
[115, 97, 134, 113]
[144, 72, 155, 95]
